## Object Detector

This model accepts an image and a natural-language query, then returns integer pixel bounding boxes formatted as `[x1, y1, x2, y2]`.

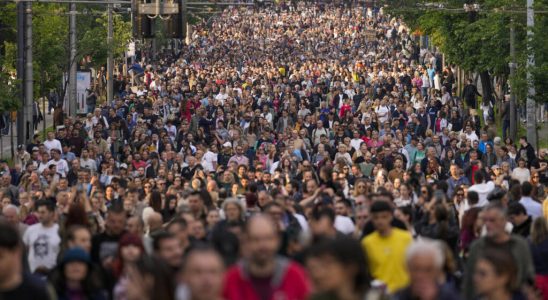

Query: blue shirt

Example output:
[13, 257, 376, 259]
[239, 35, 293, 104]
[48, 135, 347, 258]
[519, 197, 543, 219]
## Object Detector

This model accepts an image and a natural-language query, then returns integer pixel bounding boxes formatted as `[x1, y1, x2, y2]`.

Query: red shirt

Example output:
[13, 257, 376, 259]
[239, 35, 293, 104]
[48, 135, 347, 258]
[223, 258, 310, 300]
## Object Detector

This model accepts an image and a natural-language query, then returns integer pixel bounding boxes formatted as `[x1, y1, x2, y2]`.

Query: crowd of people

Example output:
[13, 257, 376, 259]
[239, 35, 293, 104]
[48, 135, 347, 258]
[1, 2, 548, 300]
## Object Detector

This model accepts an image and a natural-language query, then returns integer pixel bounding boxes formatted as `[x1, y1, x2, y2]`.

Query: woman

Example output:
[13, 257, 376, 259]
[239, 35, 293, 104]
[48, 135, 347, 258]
[411, 142, 426, 165]
[529, 217, 548, 300]
[442, 149, 456, 175]
[394, 183, 415, 207]
[222, 198, 245, 223]
[306, 236, 375, 300]
[49, 247, 107, 300]
[511, 158, 531, 184]
[459, 207, 482, 257]
[419, 202, 459, 252]
[113, 233, 146, 300]
[531, 171, 546, 201]
[473, 248, 525, 300]
[395, 205, 417, 238]
[125, 256, 175, 300]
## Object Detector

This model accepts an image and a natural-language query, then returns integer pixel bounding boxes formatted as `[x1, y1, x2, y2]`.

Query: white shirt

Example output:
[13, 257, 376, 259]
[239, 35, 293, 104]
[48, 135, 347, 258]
[376, 105, 390, 124]
[80, 158, 97, 173]
[350, 138, 363, 152]
[47, 158, 69, 177]
[334, 215, 355, 235]
[43, 139, 63, 154]
[201, 151, 218, 173]
[293, 213, 310, 236]
[23, 223, 61, 273]
[467, 181, 495, 206]
[512, 168, 531, 184]
[215, 92, 228, 105]
[520, 197, 543, 219]
[465, 131, 479, 143]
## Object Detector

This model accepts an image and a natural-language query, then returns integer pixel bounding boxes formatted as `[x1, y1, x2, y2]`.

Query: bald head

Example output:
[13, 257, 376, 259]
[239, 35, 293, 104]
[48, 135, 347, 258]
[147, 212, 164, 232]
[2, 204, 20, 226]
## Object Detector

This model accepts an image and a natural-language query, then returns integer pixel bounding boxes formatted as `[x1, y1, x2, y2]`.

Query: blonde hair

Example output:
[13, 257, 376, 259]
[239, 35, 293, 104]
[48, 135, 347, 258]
[531, 217, 548, 245]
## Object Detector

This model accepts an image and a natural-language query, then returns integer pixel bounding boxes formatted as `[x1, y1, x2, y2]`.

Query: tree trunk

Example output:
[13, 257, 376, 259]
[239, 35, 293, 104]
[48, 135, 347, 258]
[10, 117, 14, 159]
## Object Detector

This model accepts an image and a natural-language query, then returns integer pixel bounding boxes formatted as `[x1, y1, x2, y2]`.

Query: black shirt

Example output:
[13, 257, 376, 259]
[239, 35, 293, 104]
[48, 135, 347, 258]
[0, 273, 52, 300]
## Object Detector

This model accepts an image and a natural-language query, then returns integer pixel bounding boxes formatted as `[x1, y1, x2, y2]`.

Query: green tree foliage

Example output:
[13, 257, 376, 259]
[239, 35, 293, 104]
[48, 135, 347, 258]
[384, 0, 547, 103]
[79, 12, 132, 70]
[0, 56, 20, 112]
[0, 3, 131, 105]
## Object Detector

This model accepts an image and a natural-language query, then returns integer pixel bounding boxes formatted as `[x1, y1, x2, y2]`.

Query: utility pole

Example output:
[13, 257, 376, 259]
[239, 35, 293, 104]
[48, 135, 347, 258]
[69, 1, 77, 117]
[509, 18, 517, 141]
[526, 0, 537, 150]
[24, 1, 33, 143]
[107, 1, 114, 105]
[16, 0, 26, 146]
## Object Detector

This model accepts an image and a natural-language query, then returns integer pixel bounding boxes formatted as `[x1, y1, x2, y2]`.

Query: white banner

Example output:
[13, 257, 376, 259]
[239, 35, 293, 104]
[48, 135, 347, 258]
[63, 71, 91, 115]
[76, 72, 91, 114]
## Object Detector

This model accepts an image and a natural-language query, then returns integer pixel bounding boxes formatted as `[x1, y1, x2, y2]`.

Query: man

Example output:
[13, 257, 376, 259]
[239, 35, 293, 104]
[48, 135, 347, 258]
[507, 202, 532, 238]
[446, 164, 470, 198]
[462, 203, 535, 299]
[519, 181, 542, 218]
[0, 221, 52, 299]
[166, 218, 192, 257]
[14, 145, 31, 168]
[228, 145, 250, 168]
[0, 170, 19, 205]
[46, 148, 69, 177]
[388, 157, 405, 183]
[201, 144, 218, 173]
[43, 131, 62, 154]
[223, 214, 310, 300]
[393, 239, 459, 300]
[1, 205, 27, 236]
[467, 171, 494, 206]
[276, 110, 294, 134]
[22, 200, 61, 274]
[501, 95, 511, 141]
[86, 89, 97, 114]
[153, 230, 184, 272]
[179, 245, 225, 300]
[362, 200, 412, 293]
[312, 120, 328, 146]
[462, 79, 481, 109]
[65, 225, 92, 253]
[516, 136, 536, 167]
[91, 205, 126, 268]
[464, 125, 479, 143]
[79, 148, 97, 173]
[309, 207, 338, 239]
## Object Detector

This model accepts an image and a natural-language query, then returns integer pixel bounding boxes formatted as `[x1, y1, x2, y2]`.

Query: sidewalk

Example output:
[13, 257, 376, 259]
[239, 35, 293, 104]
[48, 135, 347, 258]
[0, 109, 53, 160]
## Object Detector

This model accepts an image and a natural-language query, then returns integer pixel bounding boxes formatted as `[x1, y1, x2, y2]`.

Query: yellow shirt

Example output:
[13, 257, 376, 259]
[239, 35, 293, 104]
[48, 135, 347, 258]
[362, 228, 412, 293]
[543, 198, 548, 219]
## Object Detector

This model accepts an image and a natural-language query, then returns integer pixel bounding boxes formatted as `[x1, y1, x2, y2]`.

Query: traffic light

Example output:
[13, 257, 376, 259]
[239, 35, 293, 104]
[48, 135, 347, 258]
[132, 0, 154, 38]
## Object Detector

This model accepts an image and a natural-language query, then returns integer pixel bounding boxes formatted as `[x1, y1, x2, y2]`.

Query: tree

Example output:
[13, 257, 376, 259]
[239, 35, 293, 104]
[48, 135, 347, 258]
[383, 0, 547, 105]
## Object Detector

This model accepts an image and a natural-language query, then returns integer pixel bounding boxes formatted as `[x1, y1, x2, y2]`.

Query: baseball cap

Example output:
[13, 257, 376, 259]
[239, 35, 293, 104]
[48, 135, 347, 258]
[223, 142, 232, 148]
